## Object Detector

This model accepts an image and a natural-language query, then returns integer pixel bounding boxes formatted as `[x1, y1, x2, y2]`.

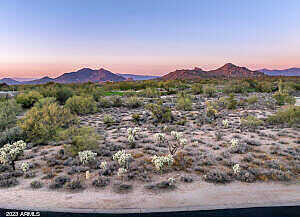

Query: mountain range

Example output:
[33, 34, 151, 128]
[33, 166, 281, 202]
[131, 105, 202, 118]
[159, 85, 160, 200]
[1, 64, 299, 85]
[161, 63, 264, 80]
[258, 68, 300, 76]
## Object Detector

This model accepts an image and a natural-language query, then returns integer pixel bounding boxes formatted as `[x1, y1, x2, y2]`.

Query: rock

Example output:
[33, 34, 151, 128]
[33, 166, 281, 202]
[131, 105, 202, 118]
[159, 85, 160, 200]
[113, 182, 132, 193]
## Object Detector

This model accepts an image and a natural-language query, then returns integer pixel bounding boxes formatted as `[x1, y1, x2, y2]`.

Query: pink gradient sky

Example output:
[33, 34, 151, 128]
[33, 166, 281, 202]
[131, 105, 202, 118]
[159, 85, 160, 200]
[1, 0, 300, 79]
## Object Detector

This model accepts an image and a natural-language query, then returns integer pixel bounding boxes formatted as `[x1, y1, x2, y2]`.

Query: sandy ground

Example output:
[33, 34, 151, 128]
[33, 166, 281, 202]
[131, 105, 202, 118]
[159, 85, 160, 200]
[1, 181, 299, 212]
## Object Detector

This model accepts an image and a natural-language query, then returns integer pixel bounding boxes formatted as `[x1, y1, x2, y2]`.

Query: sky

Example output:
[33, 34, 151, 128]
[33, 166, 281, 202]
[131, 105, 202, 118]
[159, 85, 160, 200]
[1, 0, 300, 78]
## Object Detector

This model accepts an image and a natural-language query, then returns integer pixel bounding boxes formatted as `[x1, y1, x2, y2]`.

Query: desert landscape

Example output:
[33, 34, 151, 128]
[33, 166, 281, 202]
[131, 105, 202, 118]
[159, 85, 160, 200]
[0, 67, 299, 210]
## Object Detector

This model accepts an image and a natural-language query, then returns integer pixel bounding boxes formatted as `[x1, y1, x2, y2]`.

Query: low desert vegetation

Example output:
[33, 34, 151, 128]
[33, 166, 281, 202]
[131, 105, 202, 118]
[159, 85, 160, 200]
[0, 77, 299, 193]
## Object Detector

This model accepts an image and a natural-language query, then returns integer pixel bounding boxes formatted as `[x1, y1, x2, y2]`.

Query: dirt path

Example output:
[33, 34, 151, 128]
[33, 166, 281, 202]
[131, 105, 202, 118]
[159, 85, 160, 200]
[0, 181, 299, 212]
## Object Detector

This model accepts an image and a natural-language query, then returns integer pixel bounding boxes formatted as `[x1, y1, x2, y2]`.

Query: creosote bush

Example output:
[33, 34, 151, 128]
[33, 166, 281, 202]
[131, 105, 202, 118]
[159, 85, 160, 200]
[145, 102, 173, 123]
[203, 85, 217, 97]
[267, 106, 300, 127]
[0, 99, 21, 131]
[16, 91, 43, 108]
[125, 96, 143, 108]
[65, 95, 97, 115]
[191, 83, 203, 94]
[176, 93, 192, 111]
[240, 115, 264, 130]
[18, 102, 75, 144]
[62, 126, 101, 157]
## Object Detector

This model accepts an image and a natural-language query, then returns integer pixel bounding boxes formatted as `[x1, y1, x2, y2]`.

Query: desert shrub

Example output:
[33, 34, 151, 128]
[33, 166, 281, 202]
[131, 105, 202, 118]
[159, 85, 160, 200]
[34, 97, 56, 108]
[125, 96, 143, 109]
[92, 176, 110, 188]
[272, 91, 295, 106]
[176, 94, 192, 111]
[225, 94, 237, 109]
[49, 175, 70, 189]
[0, 127, 25, 148]
[62, 126, 101, 157]
[0, 178, 19, 188]
[18, 102, 75, 144]
[191, 83, 203, 94]
[30, 180, 43, 189]
[223, 82, 249, 94]
[103, 114, 115, 126]
[203, 85, 216, 97]
[110, 95, 123, 107]
[256, 81, 274, 93]
[145, 103, 173, 123]
[241, 115, 264, 130]
[132, 113, 141, 123]
[98, 97, 111, 108]
[55, 87, 73, 104]
[16, 90, 43, 108]
[64, 178, 84, 190]
[65, 95, 97, 115]
[139, 88, 160, 98]
[0, 99, 21, 131]
[204, 169, 232, 184]
[267, 106, 300, 126]
[247, 95, 258, 104]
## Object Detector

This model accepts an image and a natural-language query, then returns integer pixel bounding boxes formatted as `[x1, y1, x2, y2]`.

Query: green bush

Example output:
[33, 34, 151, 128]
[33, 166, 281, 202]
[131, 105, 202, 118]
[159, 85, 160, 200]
[203, 85, 217, 97]
[16, 91, 43, 108]
[98, 97, 112, 108]
[272, 91, 295, 106]
[0, 99, 21, 131]
[55, 87, 73, 104]
[62, 127, 101, 157]
[246, 95, 258, 104]
[110, 95, 123, 107]
[241, 115, 264, 130]
[191, 83, 203, 94]
[176, 94, 192, 111]
[139, 88, 160, 98]
[267, 106, 300, 126]
[18, 102, 75, 144]
[65, 96, 97, 115]
[125, 96, 143, 109]
[103, 114, 115, 126]
[0, 127, 25, 147]
[145, 102, 173, 123]
[225, 94, 237, 109]
[34, 97, 56, 108]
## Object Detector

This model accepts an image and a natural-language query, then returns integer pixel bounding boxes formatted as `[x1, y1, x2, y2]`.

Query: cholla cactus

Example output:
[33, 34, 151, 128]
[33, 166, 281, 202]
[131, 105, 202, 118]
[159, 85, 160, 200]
[78, 150, 97, 165]
[154, 133, 166, 143]
[21, 162, 29, 173]
[100, 161, 107, 170]
[113, 150, 132, 168]
[151, 154, 174, 173]
[85, 170, 91, 180]
[230, 138, 239, 148]
[168, 177, 175, 184]
[127, 127, 140, 144]
[117, 168, 127, 176]
[0, 140, 26, 170]
[222, 119, 229, 128]
[179, 138, 187, 147]
[171, 131, 182, 141]
[233, 164, 240, 174]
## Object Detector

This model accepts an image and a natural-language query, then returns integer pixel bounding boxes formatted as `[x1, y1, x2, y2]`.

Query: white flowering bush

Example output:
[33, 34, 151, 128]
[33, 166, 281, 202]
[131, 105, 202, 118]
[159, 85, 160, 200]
[100, 161, 107, 170]
[127, 127, 140, 145]
[21, 162, 29, 173]
[154, 133, 166, 143]
[0, 140, 26, 170]
[171, 131, 182, 141]
[230, 138, 239, 148]
[113, 150, 132, 168]
[78, 150, 97, 165]
[222, 119, 229, 128]
[117, 168, 127, 176]
[151, 154, 174, 173]
[233, 164, 240, 174]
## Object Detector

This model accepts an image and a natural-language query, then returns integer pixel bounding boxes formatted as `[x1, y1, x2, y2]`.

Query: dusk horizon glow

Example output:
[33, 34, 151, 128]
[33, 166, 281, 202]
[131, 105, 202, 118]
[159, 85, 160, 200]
[1, 0, 300, 78]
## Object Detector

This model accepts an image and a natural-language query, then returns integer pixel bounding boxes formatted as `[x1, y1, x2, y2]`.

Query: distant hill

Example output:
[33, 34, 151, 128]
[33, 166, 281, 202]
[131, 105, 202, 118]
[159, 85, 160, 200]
[162, 63, 264, 80]
[21, 68, 126, 85]
[54, 68, 126, 83]
[24, 76, 54, 85]
[0, 78, 21, 85]
[259, 68, 300, 76]
[117, 73, 159, 80]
